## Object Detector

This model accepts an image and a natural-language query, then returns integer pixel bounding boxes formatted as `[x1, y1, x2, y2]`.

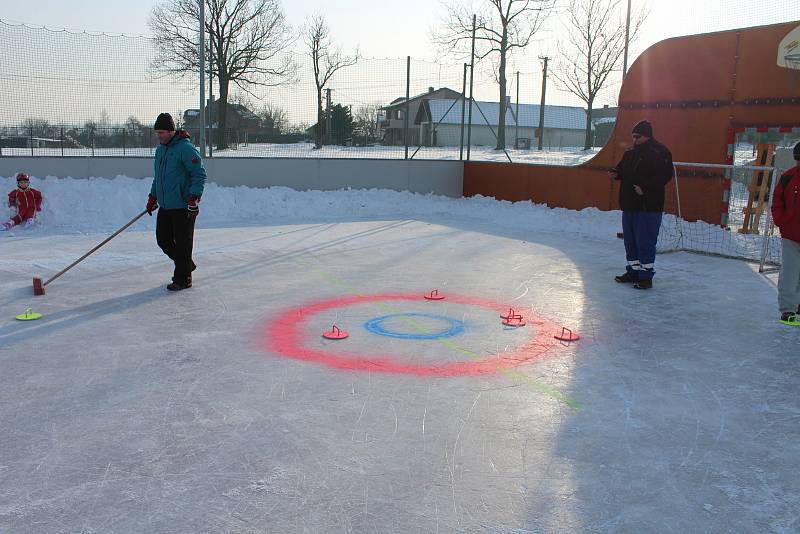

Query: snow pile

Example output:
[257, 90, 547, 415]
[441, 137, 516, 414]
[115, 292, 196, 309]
[0, 173, 780, 265]
[0, 174, 621, 240]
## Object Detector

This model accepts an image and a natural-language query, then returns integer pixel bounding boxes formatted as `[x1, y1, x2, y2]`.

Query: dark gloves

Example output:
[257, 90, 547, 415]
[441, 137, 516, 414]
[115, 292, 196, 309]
[146, 194, 158, 215]
[187, 195, 200, 220]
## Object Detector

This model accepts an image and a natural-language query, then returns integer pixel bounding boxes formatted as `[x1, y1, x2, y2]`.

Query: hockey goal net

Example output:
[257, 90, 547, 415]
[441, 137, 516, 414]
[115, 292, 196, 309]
[657, 161, 784, 271]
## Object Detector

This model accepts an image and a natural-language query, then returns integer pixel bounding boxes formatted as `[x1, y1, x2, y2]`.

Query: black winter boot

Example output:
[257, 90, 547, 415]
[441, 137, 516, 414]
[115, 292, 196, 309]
[633, 279, 652, 290]
[167, 279, 192, 291]
[615, 272, 638, 283]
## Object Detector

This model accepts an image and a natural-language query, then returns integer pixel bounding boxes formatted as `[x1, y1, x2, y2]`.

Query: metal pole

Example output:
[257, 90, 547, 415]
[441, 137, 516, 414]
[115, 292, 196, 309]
[672, 164, 682, 220]
[199, 0, 206, 158]
[459, 63, 467, 160]
[411, 97, 461, 160]
[60, 127, 64, 157]
[30, 129, 34, 157]
[515, 70, 520, 149]
[471, 100, 512, 163]
[759, 167, 781, 272]
[537, 57, 549, 151]
[325, 88, 333, 145]
[404, 56, 410, 160]
[123, 128, 126, 156]
[466, 14, 476, 160]
[622, 0, 632, 79]
[209, 39, 214, 157]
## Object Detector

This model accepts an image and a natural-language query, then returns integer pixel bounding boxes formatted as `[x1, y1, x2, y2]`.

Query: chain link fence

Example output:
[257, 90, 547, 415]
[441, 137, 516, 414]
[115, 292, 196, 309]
[0, 20, 600, 164]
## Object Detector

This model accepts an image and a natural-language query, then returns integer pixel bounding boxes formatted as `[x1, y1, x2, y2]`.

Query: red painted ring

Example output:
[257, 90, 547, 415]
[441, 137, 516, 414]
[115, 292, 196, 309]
[264, 294, 564, 377]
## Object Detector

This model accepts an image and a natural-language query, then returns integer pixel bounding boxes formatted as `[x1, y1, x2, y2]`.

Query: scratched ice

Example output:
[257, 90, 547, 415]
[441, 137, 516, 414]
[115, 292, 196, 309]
[1, 179, 798, 533]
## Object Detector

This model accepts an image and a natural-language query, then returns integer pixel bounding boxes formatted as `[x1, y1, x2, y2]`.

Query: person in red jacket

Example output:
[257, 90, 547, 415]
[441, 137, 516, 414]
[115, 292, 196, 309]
[772, 142, 800, 326]
[2, 172, 43, 231]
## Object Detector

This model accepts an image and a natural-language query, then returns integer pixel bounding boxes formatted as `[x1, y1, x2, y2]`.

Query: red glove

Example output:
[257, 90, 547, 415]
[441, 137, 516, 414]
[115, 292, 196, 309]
[146, 194, 158, 215]
[187, 195, 200, 220]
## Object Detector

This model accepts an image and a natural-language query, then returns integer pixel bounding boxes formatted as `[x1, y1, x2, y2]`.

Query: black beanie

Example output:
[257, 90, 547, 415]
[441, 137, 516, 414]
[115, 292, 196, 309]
[154, 113, 176, 131]
[632, 120, 653, 138]
[794, 141, 800, 161]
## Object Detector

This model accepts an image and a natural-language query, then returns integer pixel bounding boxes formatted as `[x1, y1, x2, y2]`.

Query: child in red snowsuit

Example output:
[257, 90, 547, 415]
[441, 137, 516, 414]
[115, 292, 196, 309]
[2, 172, 43, 230]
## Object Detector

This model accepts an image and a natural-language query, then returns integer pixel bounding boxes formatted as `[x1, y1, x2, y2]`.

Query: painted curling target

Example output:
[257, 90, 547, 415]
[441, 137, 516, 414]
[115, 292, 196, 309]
[264, 293, 571, 377]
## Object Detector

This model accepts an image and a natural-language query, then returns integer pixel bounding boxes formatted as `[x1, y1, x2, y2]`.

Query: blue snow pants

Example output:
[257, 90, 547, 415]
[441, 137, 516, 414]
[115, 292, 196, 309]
[622, 211, 663, 281]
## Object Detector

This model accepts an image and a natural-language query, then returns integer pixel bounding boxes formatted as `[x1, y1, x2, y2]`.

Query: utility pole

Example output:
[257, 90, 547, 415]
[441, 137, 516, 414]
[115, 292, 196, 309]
[537, 56, 549, 151]
[325, 88, 333, 145]
[198, 0, 206, 158]
[622, 0, 632, 79]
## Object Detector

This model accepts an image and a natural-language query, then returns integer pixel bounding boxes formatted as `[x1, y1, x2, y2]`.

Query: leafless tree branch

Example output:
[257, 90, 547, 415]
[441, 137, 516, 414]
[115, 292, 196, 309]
[432, 0, 555, 150]
[304, 14, 360, 148]
[552, 0, 647, 148]
[149, 0, 295, 148]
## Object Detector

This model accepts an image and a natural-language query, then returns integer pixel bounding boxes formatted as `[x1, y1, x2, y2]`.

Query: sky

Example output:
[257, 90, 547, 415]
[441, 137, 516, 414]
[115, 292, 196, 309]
[0, 0, 797, 125]
[0, 0, 794, 60]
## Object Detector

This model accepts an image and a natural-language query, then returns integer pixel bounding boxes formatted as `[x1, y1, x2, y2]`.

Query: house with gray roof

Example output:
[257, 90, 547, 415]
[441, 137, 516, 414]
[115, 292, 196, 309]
[380, 87, 462, 146]
[415, 99, 589, 149]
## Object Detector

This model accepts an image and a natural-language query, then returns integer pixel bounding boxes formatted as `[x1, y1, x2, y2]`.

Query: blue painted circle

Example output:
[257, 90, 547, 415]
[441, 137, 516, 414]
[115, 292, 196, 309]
[364, 313, 465, 340]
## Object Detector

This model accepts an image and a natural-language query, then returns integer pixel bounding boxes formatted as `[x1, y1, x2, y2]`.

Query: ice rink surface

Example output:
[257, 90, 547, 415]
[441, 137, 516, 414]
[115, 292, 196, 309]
[1, 212, 798, 533]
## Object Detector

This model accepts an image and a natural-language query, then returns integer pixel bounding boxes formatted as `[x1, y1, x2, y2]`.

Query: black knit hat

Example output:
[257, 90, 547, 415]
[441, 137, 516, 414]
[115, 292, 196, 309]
[794, 141, 800, 161]
[632, 120, 653, 138]
[154, 113, 176, 131]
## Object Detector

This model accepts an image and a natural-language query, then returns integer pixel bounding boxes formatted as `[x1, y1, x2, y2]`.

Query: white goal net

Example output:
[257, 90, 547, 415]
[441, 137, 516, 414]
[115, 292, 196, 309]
[657, 162, 784, 271]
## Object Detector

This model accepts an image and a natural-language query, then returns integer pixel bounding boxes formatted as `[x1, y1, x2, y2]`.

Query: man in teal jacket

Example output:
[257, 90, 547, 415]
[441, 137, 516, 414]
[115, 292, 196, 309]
[146, 113, 207, 291]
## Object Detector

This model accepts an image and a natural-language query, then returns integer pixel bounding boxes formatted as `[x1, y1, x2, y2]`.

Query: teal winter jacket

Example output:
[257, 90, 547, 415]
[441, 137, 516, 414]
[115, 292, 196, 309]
[150, 130, 207, 209]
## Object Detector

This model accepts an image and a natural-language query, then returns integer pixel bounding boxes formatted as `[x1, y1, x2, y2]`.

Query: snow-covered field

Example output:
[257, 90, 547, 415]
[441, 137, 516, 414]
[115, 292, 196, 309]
[1, 175, 797, 533]
[1, 143, 601, 166]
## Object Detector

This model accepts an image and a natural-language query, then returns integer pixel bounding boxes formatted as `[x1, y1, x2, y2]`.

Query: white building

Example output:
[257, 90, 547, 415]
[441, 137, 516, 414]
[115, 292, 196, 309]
[415, 99, 588, 149]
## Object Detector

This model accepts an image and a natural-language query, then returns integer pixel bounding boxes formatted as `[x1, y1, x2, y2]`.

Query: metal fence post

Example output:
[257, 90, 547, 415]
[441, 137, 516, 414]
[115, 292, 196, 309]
[759, 167, 781, 272]
[515, 71, 520, 149]
[404, 56, 410, 160]
[459, 63, 467, 160]
[199, 0, 206, 158]
[60, 127, 64, 157]
[30, 128, 34, 157]
[466, 14, 476, 161]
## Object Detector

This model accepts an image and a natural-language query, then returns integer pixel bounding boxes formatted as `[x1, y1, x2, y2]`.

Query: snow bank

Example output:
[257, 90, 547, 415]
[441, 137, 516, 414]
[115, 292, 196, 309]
[0, 174, 620, 241]
[0, 173, 780, 265]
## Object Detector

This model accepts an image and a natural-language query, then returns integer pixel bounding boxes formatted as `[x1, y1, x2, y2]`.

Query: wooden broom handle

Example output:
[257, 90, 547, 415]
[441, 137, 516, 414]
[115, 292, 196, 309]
[43, 210, 149, 287]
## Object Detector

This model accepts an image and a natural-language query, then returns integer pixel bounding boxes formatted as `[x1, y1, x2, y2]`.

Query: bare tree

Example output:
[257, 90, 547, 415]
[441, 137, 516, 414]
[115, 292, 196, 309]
[552, 0, 646, 149]
[304, 14, 360, 149]
[434, 0, 555, 150]
[149, 0, 294, 149]
[258, 102, 289, 134]
[353, 103, 381, 145]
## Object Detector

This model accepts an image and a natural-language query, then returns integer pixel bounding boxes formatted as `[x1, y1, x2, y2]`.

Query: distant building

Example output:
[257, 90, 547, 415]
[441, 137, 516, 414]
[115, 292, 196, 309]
[380, 87, 462, 146]
[183, 99, 264, 144]
[414, 99, 589, 149]
[590, 105, 618, 147]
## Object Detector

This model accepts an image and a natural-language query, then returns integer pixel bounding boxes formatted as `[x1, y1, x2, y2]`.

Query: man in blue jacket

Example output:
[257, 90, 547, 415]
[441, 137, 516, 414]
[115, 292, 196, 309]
[146, 113, 207, 291]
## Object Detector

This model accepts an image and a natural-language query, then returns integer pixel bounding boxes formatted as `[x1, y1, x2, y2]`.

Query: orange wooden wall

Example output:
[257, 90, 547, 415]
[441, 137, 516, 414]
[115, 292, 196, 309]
[464, 21, 800, 224]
